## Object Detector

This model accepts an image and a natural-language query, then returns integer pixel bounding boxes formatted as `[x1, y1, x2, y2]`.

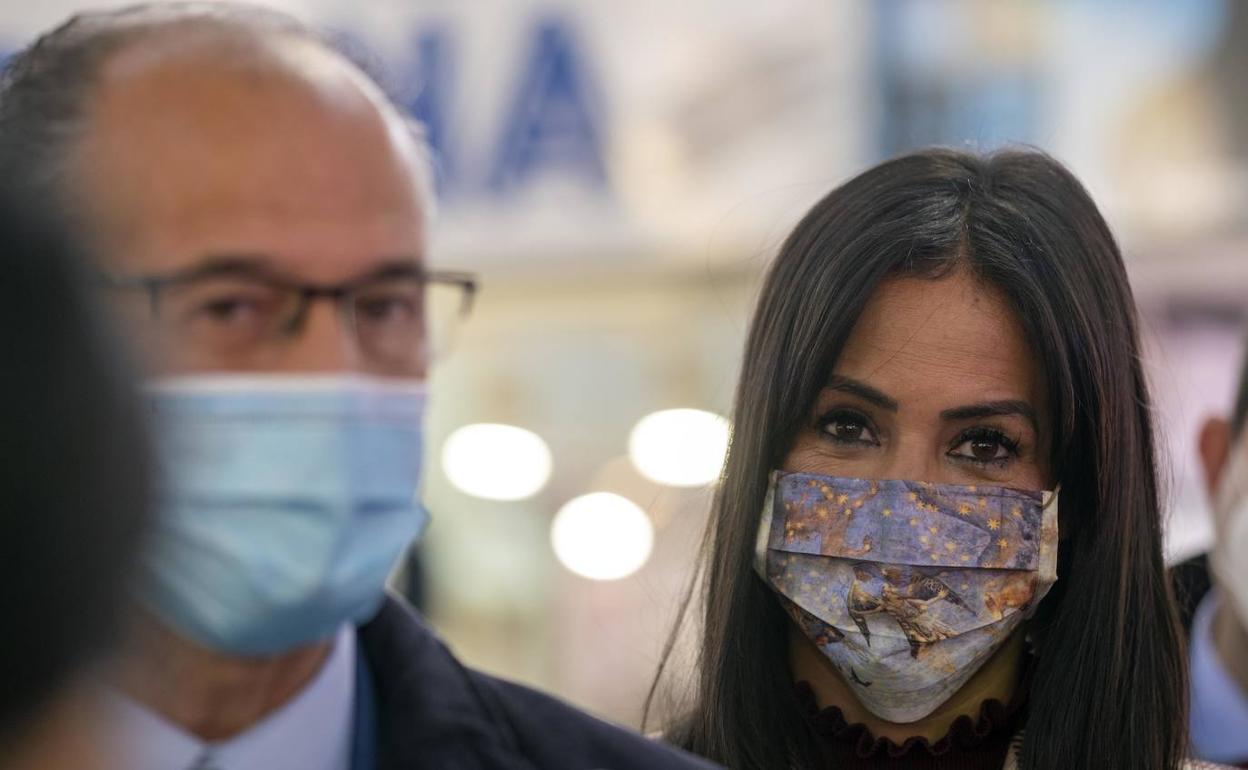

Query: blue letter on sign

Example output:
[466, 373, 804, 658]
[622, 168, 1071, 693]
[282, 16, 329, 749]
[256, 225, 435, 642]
[403, 26, 455, 193]
[487, 18, 606, 195]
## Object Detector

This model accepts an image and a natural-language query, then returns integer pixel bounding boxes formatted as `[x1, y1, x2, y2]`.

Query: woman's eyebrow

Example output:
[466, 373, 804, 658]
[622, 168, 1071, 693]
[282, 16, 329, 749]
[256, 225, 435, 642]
[940, 400, 1037, 430]
[826, 375, 899, 412]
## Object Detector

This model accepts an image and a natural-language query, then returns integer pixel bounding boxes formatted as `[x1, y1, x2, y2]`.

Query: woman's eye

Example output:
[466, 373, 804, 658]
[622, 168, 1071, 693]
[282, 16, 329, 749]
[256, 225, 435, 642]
[818, 411, 879, 446]
[949, 430, 1019, 465]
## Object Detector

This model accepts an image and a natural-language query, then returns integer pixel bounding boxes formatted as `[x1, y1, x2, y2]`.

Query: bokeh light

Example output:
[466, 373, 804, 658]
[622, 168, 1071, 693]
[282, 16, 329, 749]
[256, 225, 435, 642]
[550, 492, 654, 580]
[628, 408, 730, 487]
[442, 423, 553, 501]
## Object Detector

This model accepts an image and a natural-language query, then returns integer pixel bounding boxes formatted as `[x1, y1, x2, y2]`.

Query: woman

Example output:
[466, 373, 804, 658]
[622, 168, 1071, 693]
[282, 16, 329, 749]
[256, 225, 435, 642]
[648, 149, 1190, 769]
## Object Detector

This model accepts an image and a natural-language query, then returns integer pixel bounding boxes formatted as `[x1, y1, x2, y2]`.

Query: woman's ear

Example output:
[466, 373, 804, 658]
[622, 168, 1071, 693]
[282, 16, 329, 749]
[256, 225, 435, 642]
[1198, 416, 1232, 500]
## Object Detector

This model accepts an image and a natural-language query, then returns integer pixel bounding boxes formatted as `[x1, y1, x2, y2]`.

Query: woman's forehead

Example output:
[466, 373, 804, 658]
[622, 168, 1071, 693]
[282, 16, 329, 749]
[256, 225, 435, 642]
[832, 271, 1042, 409]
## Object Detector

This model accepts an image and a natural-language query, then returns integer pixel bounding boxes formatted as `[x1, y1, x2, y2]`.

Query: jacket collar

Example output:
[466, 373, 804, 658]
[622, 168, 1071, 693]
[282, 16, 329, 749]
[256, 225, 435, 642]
[356, 593, 525, 767]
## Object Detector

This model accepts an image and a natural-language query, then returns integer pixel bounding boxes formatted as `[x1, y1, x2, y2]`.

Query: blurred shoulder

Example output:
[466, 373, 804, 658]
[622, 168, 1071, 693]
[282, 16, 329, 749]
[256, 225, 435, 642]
[466, 670, 721, 769]
[1170, 552, 1211, 633]
[358, 594, 719, 769]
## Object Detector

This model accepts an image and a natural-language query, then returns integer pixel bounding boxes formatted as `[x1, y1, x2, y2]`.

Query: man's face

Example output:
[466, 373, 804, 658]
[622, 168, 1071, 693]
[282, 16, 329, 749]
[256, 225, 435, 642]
[76, 34, 430, 378]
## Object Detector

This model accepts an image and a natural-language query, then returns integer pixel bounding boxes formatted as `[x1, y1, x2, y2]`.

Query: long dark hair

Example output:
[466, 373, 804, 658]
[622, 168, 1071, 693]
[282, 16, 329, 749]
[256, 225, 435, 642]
[647, 148, 1187, 769]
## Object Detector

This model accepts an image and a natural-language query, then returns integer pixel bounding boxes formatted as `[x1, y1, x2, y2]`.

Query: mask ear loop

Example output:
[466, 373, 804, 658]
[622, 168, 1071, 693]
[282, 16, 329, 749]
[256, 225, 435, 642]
[1040, 483, 1061, 510]
[753, 472, 781, 578]
[1214, 441, 1248, 534]
[1211, 442, 1248, 623]
[1025, 485, 1062, 659]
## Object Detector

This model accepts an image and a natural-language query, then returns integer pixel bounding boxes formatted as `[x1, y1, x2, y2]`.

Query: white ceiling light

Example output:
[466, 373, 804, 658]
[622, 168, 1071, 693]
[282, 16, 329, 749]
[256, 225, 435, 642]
[551, 492, 654, 581]
[442, 423, 552, 501]
[627, 408, 729, 487]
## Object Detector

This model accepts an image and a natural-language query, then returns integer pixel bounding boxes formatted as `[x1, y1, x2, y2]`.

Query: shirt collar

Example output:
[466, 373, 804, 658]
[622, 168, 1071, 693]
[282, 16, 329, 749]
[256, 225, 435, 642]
[111, 625, 356, 770]
[1189, 590, 1248, 764]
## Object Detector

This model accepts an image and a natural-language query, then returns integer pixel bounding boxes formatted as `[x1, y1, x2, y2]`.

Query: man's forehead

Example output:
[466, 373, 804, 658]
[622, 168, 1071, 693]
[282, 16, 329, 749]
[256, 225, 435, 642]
[92, 25, 381, 118]
[74, 27, 427, 276]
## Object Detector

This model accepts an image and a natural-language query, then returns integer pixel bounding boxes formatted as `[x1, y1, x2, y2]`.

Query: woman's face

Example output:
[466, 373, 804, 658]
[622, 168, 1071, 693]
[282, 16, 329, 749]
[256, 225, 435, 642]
[783, 269, 1052, 490]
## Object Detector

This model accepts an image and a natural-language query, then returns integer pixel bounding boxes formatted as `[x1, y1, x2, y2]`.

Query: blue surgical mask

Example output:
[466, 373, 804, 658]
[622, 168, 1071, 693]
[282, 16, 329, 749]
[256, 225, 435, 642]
[140, 375, 428, 656]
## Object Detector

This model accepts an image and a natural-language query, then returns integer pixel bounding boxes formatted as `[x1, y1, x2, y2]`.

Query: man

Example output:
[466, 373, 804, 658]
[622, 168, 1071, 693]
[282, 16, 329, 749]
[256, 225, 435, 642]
[0, 5, 717, 769]
[0, 195, 152, 770]
[1187, 339, 1248, 765]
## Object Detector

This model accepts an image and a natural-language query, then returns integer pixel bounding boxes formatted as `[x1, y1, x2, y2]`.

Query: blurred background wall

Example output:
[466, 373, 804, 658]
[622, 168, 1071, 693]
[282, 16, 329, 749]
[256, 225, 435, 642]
[3, 0, 1246, 729]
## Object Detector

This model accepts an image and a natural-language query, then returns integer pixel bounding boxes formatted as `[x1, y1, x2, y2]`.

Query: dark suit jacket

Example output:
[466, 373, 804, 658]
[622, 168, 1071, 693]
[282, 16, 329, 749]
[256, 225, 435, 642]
[357, 595, 721, 769]
[1172, 552, 1212, 633]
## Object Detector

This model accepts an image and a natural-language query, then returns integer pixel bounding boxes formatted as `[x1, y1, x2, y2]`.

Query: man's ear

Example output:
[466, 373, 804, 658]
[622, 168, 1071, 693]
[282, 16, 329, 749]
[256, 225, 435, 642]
[1198, 416, 1233, 499]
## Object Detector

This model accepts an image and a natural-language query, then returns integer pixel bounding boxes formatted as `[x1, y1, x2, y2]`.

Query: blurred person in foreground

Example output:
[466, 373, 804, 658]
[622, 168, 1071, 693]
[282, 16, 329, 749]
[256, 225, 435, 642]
[0, 4, 718, 769]
[0, 195, 152, 770]
[1186, 340, 1248, 765]
[646, 148, 1215, 770]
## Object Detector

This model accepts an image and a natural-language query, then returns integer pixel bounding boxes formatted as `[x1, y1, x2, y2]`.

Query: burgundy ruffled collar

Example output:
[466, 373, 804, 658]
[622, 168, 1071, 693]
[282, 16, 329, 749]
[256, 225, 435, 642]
[795, 680, 1027, 761]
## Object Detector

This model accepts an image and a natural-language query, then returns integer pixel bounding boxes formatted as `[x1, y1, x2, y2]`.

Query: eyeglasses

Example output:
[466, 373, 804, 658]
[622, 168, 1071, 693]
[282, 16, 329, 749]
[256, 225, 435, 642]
[101, 259, 478, 374]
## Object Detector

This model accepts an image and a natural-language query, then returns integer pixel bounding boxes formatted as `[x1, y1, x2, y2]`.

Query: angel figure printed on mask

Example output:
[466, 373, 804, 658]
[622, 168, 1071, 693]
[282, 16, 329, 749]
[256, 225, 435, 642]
[848, 563, 974, 659]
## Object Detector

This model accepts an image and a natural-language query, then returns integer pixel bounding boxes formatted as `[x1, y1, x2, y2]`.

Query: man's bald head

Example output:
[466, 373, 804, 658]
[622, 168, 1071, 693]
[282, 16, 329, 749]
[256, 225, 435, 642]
[0, 2, 433, 239]
[0, 2, 439, 377]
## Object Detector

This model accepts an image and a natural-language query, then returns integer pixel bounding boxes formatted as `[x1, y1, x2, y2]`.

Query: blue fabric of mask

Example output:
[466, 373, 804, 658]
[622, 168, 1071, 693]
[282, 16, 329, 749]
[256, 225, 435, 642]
[140, 375, 428, 656]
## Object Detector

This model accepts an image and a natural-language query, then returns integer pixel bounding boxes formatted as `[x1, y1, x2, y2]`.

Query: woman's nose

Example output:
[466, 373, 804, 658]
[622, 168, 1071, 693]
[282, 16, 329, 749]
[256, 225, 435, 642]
[881, 430, 948, 484]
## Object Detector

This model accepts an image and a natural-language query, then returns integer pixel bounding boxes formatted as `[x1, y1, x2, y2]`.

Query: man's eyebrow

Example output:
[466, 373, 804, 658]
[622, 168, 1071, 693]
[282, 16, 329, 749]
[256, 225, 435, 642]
[940, 400, 1037, 430]
[362, 258, 425, 281]
[826, 376, 899, 412]
[171, 254, 277, 282]
[170, 255, 423, 284]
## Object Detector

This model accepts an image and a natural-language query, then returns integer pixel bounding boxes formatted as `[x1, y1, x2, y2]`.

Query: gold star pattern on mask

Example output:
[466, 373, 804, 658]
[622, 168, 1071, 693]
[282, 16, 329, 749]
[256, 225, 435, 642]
[997, 538, 1009, 549]
[882, 508, 893, 517]
[785, 519, 809, 538]
[987, 518, 1001, 531]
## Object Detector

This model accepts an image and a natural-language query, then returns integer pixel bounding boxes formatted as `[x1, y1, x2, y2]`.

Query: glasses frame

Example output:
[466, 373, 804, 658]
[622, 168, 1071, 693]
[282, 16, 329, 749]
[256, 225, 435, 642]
[99, 259, 479, 365]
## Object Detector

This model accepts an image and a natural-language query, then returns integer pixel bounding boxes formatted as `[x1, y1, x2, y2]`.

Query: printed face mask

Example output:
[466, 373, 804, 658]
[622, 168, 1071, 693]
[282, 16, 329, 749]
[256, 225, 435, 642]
[754, 471, 1058, 723]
